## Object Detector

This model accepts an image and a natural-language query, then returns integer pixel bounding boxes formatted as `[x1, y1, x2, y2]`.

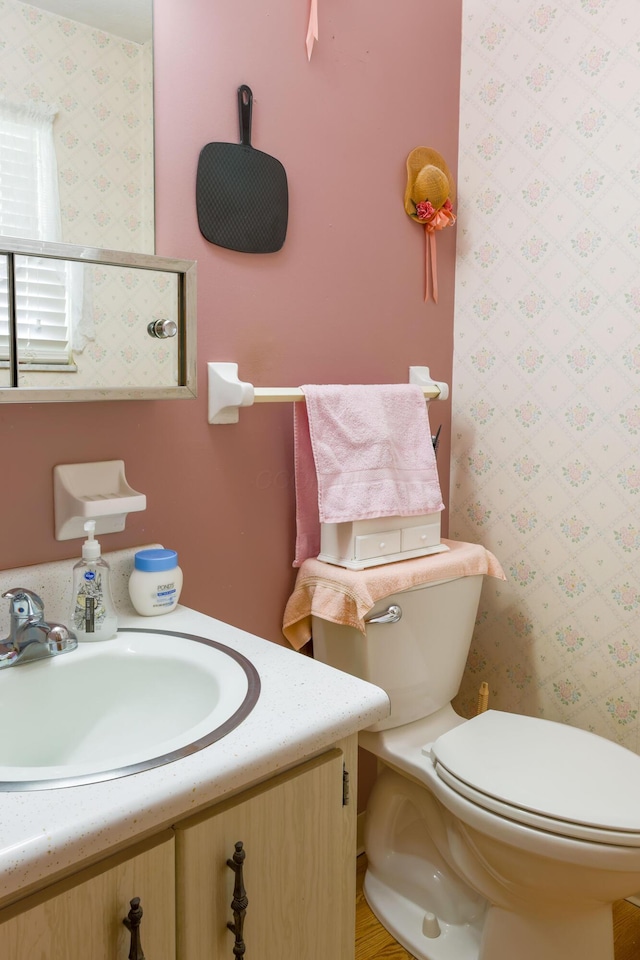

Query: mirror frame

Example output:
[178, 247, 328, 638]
[0, 236, 196, 403]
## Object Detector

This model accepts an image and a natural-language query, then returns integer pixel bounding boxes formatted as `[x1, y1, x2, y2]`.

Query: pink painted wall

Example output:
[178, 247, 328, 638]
[0, 0, 462, 650]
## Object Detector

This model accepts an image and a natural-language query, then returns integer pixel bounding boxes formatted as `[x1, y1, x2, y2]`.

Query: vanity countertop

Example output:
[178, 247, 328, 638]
[0, 605, 389, 905]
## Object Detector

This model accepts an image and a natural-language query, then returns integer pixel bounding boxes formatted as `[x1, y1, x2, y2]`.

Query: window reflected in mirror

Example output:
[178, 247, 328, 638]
[0, 257, 12, 387]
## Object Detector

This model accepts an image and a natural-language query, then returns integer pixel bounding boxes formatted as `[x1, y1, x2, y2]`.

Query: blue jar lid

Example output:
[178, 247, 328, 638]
[134, 548, 178, 572]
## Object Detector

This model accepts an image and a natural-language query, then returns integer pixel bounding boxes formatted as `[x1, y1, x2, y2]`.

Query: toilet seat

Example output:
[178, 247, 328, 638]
[428, 710, 640, 847]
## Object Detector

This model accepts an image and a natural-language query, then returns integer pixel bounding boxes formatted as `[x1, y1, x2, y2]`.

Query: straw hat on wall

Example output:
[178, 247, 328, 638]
[404, 147, 455, 218]
[404, 147, 456, 302]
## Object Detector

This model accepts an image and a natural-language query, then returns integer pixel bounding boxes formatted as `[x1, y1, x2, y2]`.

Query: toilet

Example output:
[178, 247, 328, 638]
[311, 572, 640, 960]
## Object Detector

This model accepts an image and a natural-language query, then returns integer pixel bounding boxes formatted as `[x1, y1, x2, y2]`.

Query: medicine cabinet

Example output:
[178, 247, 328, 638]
[0, 236, 196, 403]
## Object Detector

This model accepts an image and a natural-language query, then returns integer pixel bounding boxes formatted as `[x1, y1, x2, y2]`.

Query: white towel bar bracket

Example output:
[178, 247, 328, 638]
[207, 362, 449, 424]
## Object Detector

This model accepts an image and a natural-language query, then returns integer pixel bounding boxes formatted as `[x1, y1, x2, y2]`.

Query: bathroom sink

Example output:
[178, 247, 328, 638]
[0, 628, 260, 791]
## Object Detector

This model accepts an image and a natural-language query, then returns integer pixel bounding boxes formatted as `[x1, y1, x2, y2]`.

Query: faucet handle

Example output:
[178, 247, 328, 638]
[2, 588, 45, 622]
[46, 623, 77, 654]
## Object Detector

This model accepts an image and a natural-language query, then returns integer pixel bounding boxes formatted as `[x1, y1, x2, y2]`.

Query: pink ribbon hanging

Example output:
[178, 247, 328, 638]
[306, 0, 319, 60]
[424, 226, 437, 303]
[419, 206, 456, 303]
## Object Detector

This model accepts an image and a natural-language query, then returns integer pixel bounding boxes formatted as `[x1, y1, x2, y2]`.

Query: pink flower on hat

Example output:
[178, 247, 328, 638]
[415, 200, 435, 221]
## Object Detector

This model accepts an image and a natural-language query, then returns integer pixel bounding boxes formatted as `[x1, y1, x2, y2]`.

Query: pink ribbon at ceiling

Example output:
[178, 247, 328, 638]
[306, 0, 319, 59]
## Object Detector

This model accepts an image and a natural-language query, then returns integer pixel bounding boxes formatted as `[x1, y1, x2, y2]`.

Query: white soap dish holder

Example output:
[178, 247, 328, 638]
[53, 460, 146, 541]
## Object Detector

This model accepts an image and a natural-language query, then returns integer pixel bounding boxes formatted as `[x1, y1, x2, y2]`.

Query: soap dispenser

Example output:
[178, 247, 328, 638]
[70, 521, 118, 641]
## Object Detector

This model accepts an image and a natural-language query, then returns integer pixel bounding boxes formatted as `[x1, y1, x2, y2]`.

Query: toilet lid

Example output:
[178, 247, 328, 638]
[430, 710, 640, 844]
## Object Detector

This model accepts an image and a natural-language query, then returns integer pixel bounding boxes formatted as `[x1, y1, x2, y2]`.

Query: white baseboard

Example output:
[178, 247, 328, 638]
[626, 895, 640, 907]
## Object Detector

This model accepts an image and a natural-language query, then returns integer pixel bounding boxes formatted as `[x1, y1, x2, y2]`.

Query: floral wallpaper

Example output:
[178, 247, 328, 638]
[451, 0, 640, 751]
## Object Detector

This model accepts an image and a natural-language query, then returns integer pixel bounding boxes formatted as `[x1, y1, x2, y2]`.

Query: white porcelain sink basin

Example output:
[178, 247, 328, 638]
[0, 628, 260, 790]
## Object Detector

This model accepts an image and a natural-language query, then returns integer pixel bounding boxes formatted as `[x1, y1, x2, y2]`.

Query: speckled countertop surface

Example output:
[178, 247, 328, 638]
[0, 549, 389, 906]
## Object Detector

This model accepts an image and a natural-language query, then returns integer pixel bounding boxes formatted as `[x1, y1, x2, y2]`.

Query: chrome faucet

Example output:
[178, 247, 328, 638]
[0, 588, 78, 668]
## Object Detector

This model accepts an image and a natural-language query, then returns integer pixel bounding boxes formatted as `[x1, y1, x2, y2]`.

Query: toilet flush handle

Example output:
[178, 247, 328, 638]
[364, 604, 403, 625]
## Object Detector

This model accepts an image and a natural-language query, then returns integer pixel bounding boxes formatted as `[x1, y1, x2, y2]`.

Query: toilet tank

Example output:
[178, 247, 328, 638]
[312, 575, 483, 732]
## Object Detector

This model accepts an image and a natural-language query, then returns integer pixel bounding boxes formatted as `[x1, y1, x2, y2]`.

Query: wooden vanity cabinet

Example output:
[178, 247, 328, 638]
[0, 832, 176, 960]
[176, 742, 357, 960]
[0, 736, 357, 960]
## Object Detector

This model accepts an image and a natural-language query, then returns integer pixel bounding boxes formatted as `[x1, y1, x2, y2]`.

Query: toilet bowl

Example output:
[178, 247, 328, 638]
[311, 571, 640, 960]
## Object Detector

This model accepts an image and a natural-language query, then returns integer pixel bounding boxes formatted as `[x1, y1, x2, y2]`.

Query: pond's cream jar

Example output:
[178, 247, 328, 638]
[129, 549, 183, 616]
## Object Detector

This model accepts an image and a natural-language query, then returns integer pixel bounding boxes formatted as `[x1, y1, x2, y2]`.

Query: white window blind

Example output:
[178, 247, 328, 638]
[0, 99, 72, 365]
[6, 256, 72, 363]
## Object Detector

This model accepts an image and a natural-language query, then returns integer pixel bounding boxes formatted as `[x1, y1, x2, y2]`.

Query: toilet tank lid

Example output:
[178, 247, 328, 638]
[430, 710, 640, 833]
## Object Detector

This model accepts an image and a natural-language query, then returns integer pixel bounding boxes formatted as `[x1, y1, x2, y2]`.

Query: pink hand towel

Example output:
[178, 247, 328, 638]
[293, 384, 444, 567]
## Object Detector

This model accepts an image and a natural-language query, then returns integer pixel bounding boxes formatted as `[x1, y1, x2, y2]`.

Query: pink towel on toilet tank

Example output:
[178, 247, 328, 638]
[293, 383, 444, 567]
[283, 539, 506, 649]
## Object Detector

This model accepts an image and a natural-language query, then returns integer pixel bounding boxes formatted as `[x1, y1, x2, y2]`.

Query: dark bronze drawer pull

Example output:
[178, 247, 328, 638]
[227, 841, 248, 959]
[123, 896, 145, 960]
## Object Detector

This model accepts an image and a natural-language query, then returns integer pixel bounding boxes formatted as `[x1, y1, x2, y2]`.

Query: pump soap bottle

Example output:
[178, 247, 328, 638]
[70, 521, 118, 641]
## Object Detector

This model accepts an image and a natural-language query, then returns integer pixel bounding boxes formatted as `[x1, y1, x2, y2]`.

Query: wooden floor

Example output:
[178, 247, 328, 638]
[355, 854, 640, 960]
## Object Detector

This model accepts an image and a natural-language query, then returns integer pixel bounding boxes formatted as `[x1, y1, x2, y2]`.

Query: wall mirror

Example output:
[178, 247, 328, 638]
[0, 235, 196, 402]
[1, 0, 155, 254]
[0, 0, 198, 402]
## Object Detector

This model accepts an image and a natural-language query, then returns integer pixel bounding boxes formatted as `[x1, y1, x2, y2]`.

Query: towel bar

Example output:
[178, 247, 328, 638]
[207, 362, 449, 424]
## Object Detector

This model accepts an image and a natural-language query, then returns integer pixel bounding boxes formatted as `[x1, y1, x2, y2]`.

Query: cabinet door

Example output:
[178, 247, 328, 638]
[0, 833, 175, 960]
[176, 746, 355, 960]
